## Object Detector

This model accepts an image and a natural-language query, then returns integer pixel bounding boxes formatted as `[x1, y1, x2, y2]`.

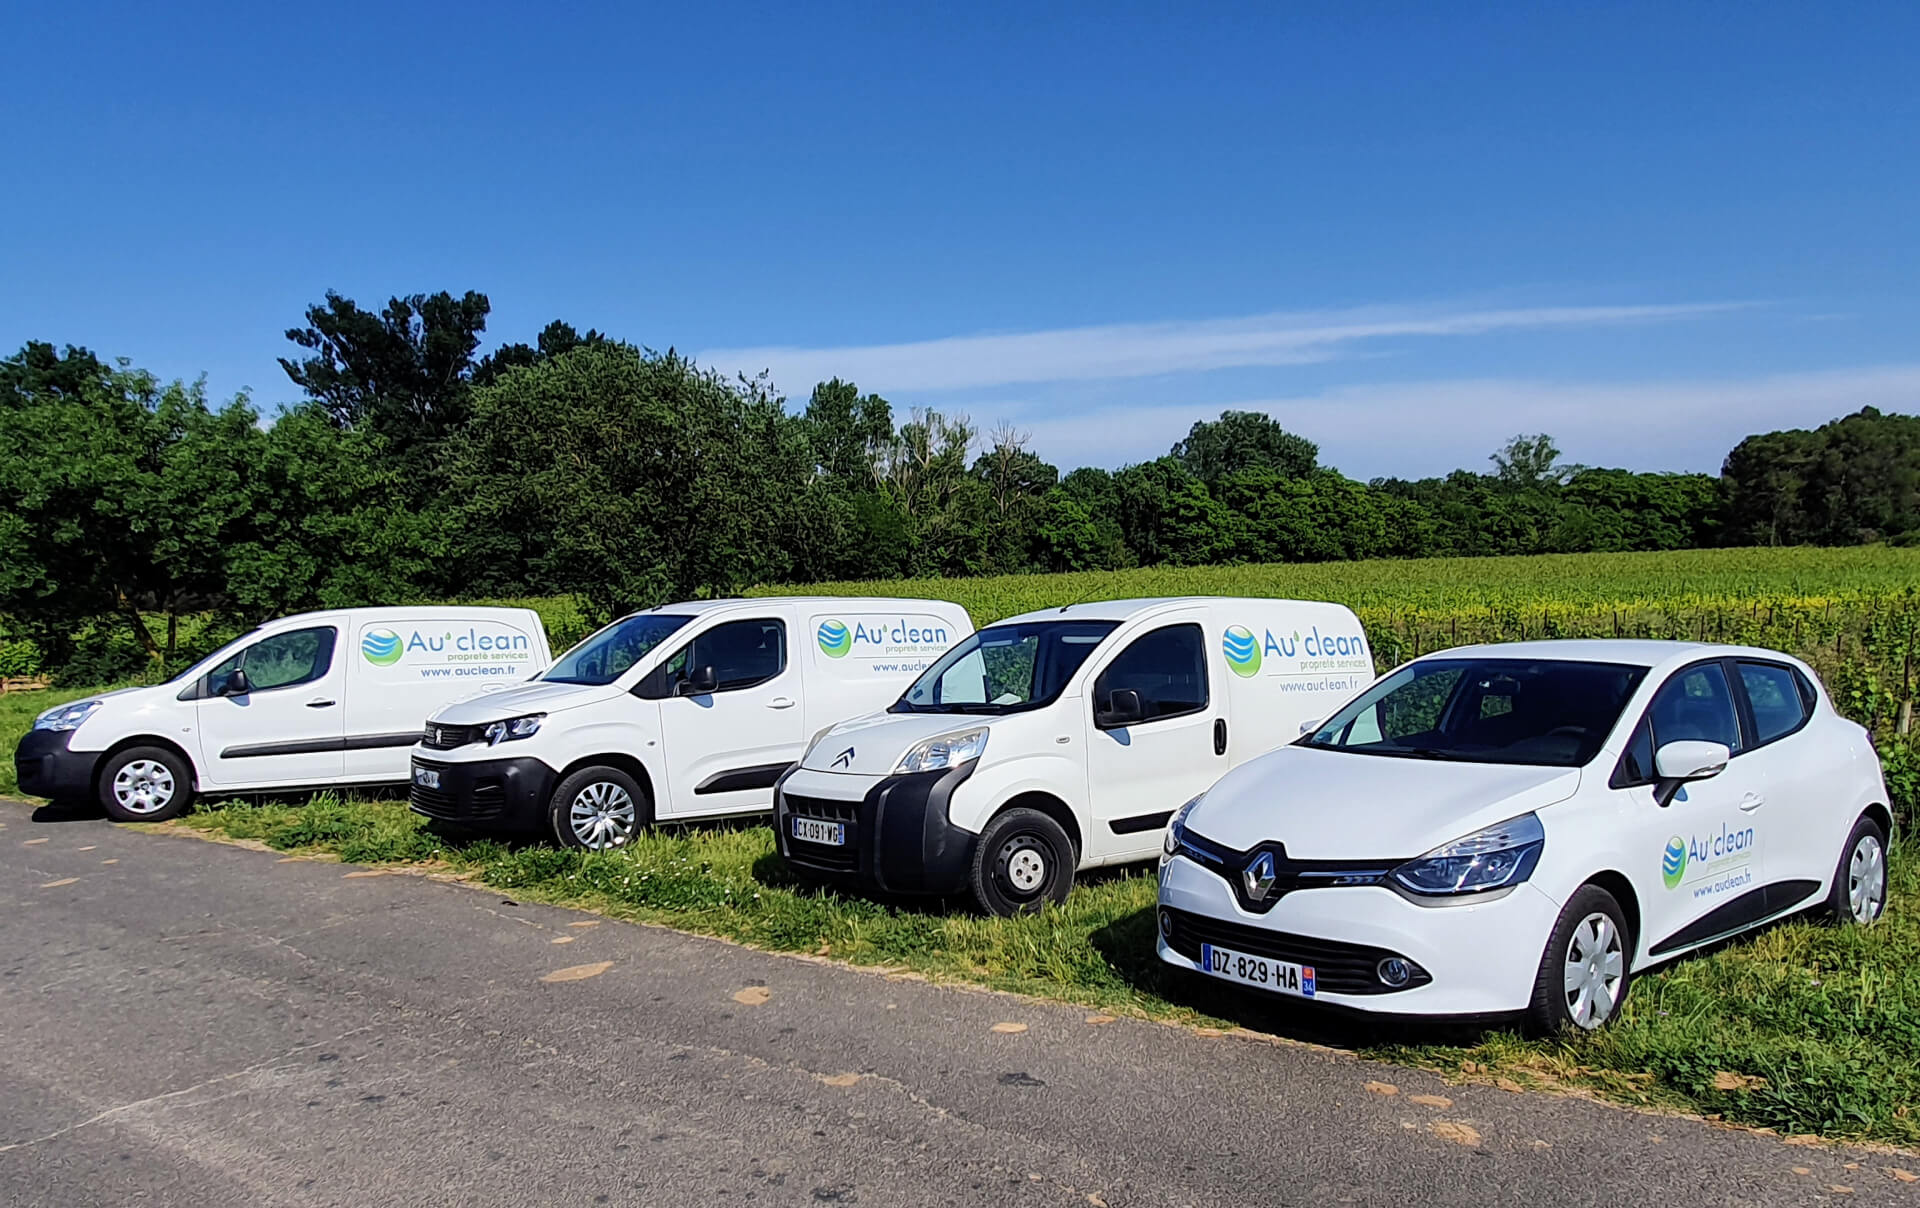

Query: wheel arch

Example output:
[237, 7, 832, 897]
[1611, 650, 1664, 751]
[1581, 869, 1641, 956]
[1861, 801, 1894, 842]
[96, 735, 201, 795]
[554, 753, 656, 814]
[990, 791, 1082, 862]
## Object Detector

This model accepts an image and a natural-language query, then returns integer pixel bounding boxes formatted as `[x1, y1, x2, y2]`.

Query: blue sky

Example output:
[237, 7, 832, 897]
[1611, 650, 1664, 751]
[4, 2, 1915, 479]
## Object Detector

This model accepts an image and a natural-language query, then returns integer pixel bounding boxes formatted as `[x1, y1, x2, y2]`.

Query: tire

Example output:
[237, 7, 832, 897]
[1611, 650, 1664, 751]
[1523, 884, 1631, 1035]
[98, 746, 194, 823]
[1824, 814, 1889, 926]
[548, 765, 650, 851]
[967, 807, 1075, 916]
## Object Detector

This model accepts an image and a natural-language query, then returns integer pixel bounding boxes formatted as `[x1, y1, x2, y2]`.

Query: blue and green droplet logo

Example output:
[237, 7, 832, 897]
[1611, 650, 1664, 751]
[1661, 836, 1687, 889]
[817, 619, 852, 659]
[1222, 625, 1261, 678]
[361, 627, 404, 667]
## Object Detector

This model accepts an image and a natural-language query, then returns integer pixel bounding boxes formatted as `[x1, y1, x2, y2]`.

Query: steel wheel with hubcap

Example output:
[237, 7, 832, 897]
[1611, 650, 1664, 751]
[1524, 883, 1631, 1035]
[548, 765, 650, 851]
[968, 807, 1075, 916]
[1825, 815, 1889, 926]
[1562, 912, 1626, 1030]
[98, 745, 194, 823]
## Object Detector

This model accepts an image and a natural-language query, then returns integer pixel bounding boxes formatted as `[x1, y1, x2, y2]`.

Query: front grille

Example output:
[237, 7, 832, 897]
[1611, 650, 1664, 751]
[782, 793, 859, 870]
[785, 794, 858, 822]
[421, 723, 479, 751]
[409, 760, 507, 823]
[1162, 907, 1430, 996]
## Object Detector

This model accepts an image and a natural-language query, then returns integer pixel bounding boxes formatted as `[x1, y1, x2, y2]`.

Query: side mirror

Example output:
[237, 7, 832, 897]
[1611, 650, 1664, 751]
[678, 665, 719, 696]
[220, 668, 253, 697]
[1652, 740, 1729, 806]
[1097, 689, 1144, 728]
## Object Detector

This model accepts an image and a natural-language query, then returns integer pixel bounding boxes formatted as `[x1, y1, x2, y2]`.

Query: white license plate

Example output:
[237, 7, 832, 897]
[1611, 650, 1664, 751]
[413, 767, 441, 790]
[1199, 942, 1315, 998]
[790, 816, 845, 846]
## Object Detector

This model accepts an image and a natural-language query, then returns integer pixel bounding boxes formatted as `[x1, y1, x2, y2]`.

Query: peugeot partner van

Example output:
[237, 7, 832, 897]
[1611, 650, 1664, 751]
[407, 597, 972, 849]
[15, 606, 552, 822]
[773, 597, 1373, 914]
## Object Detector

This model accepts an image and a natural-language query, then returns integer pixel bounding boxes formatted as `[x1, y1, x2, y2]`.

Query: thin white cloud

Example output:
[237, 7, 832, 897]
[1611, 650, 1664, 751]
[699, 301, 1748, 395]
[1004, 364, 1920, 480]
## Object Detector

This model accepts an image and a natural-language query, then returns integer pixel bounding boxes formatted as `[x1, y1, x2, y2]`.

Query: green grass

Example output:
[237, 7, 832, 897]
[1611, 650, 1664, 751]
[160, 794, 1920, 1148]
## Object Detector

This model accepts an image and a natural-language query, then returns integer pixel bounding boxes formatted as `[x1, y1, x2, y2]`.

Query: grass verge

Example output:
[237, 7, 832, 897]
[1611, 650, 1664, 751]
[159, 793, 1919, 1148]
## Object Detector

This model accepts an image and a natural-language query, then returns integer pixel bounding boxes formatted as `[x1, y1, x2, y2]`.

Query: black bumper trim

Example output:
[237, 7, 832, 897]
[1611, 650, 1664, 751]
[408, 754, 556, 830]
[773, 762, 979, 895]
[13, 728, 100, 801]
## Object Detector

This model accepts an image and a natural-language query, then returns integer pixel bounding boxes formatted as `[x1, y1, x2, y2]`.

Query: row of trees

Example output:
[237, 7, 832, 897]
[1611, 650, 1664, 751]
[4, 287, 1917, 676]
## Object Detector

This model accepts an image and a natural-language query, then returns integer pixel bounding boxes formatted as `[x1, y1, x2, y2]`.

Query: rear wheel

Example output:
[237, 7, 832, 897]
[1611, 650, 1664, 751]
[548, 766, 650, 851]
[98, 746, 194, 823]
[1523, 884, 1631, 1035]
[968, 808, 1074, 916]
[1824, 815, 1888, 926]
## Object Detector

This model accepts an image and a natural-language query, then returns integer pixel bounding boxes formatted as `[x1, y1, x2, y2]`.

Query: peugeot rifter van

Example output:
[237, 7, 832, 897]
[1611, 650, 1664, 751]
[773, 597, 1373, 914]
[15, 606, 552, 822]
[407, 597, 972, 849]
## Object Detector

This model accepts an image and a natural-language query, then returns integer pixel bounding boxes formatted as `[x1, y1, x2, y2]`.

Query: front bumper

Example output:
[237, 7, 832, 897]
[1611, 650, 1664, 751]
[408, 752, 555, 831]
[773, 762, 978, 894]
[1156, 853, 1562, 1016]
[13, 729, 99, 801]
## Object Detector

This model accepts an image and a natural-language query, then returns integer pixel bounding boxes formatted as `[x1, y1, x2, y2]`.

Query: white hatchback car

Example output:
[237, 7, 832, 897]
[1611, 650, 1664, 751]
[1156, 640, 1893, 1032]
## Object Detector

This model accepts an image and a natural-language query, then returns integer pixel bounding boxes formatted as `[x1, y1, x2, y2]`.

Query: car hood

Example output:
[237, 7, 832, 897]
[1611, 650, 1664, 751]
[429, 679, 621, 723]
[799, 711, 1005, 776]
[1187, 744, 1583, 860]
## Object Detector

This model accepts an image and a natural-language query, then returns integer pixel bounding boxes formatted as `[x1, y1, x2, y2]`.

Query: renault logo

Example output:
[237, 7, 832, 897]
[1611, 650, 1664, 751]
[830, 747, 856, 770]
[1243, 851, 1278, 902]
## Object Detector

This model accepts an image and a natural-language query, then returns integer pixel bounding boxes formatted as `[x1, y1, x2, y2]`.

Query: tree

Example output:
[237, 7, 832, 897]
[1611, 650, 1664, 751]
[801, 378, 894, 486]
[1490, 433, 1572, 488]
[1172, 410, 1318, 484]
[1112, 457, 1229, 566]
[471, 320, 607, 388]
[1722, 408, 1920, 546]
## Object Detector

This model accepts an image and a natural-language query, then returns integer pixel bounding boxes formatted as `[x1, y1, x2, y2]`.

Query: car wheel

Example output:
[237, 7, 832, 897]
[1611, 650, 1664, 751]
[1524, 884, 1631, 1035]
[548, 766, 650, 851]
[1824, 815, 1888, 926]
[98, 746, 194, 823]
[968, 807, 1074, 916]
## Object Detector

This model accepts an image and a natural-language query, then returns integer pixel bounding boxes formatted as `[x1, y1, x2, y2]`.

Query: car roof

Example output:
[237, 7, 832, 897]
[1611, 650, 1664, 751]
[270, 605, 538, 625]
[1427, 638, 1798, 669]
[635, 596, 965, 619]
[995, 596, 1355, 625]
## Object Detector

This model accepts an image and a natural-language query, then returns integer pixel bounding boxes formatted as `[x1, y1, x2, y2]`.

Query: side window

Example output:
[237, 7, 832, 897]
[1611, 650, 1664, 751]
[209, 627, 338, 693]
[670, 619, 787, 692]
[1648, 663, 1742, 753]
[1739, 661, 1808, 745]
[1093, 624, 1208, 723]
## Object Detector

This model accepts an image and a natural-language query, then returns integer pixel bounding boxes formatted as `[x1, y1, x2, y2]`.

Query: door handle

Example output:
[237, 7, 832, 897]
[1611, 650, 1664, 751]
[768, 697, 796, 710]
[1739, 793, 1765, 812]
[306, 698, 337, 709]
[1213, 718, 1228, 756]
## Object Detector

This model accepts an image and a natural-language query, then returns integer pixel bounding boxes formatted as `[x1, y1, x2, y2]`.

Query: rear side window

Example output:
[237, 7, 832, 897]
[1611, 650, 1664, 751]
[1649, 663, 1743, 753]
[1739, 661, 1808, 745]
[1094, 624, 1208, 723]
[667, 619, 787, 692]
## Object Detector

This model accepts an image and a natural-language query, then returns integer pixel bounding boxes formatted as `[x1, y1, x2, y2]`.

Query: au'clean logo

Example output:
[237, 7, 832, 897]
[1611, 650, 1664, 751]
[1222, 625, 1261, 678]
[361, 627, 404, 666]
[1661, 835, 1688, 890]
[817, 619, 852, 659]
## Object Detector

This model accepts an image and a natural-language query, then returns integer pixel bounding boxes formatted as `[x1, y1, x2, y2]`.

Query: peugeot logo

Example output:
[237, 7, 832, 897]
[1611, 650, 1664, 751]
[830, 746, 856, 770]
[1243, 851, 1278, 902]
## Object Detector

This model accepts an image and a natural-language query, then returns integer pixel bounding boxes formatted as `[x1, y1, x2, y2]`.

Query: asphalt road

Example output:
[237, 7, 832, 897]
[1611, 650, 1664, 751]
[1, 798, 1912, 1206]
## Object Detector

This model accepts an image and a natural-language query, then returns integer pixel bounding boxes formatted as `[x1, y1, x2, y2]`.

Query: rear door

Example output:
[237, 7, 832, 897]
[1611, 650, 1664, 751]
[1081, 617, 1224, 863]
[655, 615, 805, 818]
[195, 623, 346, 789]
[1730, 659, 1829, 901]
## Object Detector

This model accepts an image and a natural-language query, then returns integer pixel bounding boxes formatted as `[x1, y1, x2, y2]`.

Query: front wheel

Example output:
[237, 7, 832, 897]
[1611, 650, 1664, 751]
[968, 807, 1075, 916]
[1523, 884, 1631, 1035]
[548, 766, 650, 851]
[98, 746, 194, 823]
[1824, 815, 1889, 926]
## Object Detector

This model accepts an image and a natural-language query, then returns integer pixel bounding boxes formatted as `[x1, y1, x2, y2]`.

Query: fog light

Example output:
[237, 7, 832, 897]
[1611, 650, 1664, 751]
[1377, 958, 1413, 988]
[1158, 910, 1173, 938]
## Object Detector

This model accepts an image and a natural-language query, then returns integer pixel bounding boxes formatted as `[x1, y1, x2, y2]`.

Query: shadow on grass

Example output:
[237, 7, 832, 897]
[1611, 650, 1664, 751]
[748, 849, 978, 914]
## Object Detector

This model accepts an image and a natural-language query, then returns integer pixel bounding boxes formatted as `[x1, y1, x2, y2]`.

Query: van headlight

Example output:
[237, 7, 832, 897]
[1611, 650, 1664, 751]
[33, 699, 101, 732]
[1164, 792, 1205, 857]
[483, 714, 545, 746]
[894, 727, 988, 774]
[1391, 813, 1545, 897]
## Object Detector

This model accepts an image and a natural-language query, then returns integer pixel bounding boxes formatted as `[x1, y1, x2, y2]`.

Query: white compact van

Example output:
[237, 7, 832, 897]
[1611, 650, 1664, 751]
[15, 606, 552, 822]
[407, 597, 972, 849]
[774, 597, 1373, 914]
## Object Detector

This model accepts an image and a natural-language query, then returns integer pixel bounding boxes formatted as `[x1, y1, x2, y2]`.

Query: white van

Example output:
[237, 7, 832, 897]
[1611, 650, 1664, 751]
[407, 597, 972, 849]
[15, 606, 552, 822]
[773, 597, 1373, 914]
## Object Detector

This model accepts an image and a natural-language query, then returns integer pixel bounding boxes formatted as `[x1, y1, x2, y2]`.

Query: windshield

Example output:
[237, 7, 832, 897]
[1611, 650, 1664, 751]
[893, 620, 1118, 715]
[542, 614, 694, 685]
[1303, 658, 1648, 767]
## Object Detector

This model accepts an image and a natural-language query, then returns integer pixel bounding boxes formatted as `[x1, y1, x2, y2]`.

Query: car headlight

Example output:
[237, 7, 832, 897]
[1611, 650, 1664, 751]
[1164, 792, 1205, 857]
[894, 727, 988, 774]
[483, 714, 545, 746]
[33, 699, 101, 732]
[1391, 813, 1545, 897]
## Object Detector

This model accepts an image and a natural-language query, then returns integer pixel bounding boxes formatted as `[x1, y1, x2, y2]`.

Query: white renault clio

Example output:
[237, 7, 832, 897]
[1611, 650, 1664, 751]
[1156, 640, 1893, 1032]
